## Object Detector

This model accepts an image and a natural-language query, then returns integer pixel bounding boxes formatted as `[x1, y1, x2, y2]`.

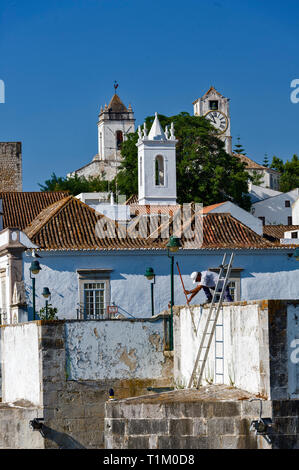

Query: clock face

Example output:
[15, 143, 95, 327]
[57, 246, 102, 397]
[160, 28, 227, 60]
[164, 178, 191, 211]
[205, 111, 228, 134]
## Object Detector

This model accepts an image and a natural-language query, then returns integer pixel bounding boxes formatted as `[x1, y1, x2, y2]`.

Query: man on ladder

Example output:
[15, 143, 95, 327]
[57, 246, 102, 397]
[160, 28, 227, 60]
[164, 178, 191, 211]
[185, 270, 233, 304]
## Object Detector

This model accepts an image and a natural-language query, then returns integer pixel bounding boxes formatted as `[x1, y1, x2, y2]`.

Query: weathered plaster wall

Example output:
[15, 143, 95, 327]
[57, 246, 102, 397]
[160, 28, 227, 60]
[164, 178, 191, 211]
[1, 322, 41, 405]
[23, 250, 299, 321]
[65, 319, 170, 380]
[174, 300, 299, 399]
[1, 318, 173, 449]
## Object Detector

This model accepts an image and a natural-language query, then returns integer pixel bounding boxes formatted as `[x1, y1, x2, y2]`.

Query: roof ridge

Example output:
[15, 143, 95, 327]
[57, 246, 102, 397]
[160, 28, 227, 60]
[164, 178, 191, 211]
[24, 196, 73, 239]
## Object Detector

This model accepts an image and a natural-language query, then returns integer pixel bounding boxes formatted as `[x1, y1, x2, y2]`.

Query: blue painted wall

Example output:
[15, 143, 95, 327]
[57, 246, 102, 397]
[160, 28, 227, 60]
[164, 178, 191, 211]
[23, 249, 299, 320]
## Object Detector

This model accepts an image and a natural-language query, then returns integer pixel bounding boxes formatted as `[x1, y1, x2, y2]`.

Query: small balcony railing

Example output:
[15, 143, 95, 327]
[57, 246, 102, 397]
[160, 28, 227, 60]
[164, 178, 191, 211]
[76, 304, 119, 320]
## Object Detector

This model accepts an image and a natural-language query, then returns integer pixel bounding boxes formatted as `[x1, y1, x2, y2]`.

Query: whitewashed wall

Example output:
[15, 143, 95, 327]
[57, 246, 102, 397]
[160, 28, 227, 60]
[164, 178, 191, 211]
[209, 201, 263, 235]
[292, 198, 299, 225]
[173, 302, 270, 396]
[65, 319, 167, 380]
[23, 249, 299, 321]
[174, 301, 299, 399]
[1, 323, 41, 405]
[251, 188, 299, 225]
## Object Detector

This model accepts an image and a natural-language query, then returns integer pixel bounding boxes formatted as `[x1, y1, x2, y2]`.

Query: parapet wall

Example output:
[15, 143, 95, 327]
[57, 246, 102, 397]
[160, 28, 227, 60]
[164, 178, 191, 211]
[173, 300, 299, 399]
[0, 317, 173, 448]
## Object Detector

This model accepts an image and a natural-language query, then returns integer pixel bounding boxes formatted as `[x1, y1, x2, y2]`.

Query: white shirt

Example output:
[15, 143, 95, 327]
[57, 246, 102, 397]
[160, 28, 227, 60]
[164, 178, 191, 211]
[200, 270, 222, 288]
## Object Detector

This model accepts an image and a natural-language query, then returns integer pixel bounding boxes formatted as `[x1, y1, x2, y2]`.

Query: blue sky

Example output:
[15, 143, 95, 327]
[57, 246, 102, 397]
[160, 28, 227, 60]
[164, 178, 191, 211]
[0, 0, 299, 190]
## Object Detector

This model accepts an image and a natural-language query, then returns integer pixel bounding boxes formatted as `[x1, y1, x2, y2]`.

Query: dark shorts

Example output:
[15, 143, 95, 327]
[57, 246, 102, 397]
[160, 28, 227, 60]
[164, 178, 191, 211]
[202, 285, 232, 302]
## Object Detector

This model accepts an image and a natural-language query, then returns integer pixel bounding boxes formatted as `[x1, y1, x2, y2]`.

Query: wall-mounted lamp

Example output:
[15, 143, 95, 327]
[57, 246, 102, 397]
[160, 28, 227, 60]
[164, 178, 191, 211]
[29, 261, 41, 320]
[145, 267, 155, 316]
[249, 399, 272, 443]
[42, 287, 51, 319]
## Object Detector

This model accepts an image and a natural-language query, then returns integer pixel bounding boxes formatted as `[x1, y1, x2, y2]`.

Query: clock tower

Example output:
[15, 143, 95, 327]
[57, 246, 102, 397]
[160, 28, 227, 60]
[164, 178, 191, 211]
[193, 86, 232, 154]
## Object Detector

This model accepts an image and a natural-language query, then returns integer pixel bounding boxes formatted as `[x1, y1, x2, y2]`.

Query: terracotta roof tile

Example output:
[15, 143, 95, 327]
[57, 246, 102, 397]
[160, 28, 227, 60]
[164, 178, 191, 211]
[19, 196, 276, 251]
[202, 202, 226, 214]
[0, 191, 69, 230]
[263, 224, 299, 242]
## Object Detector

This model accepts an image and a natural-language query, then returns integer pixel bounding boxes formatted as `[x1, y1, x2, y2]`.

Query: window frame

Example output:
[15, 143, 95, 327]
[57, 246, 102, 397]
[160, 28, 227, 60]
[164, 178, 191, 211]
[77, 269, 113, 319]
[209, 268, 242, 302]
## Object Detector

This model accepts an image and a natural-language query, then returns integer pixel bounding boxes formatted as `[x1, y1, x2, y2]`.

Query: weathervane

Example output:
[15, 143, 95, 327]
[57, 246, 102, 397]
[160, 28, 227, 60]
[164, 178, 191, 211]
[114, 81, 119, 93]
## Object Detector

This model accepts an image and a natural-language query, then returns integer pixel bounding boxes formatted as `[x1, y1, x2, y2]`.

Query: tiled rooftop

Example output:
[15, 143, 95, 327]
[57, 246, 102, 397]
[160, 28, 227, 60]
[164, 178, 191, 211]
[0, 191, 68, 230]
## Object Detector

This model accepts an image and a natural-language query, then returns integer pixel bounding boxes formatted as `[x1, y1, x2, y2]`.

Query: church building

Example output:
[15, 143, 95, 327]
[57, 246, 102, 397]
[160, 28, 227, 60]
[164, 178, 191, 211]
[68, 92, 135, 182]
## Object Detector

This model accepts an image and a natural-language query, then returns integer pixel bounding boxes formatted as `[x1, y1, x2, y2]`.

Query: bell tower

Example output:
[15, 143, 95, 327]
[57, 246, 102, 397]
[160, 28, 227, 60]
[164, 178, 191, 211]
[137, 113, 177, 206]
[193, 86, 232, 154]
[97, 93, 135, 162]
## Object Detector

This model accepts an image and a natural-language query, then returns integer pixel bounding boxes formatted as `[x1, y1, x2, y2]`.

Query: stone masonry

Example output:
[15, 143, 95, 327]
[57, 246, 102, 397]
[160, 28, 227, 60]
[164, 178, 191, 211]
[0, 142, 22, 191]
[105, 386, 299, 449]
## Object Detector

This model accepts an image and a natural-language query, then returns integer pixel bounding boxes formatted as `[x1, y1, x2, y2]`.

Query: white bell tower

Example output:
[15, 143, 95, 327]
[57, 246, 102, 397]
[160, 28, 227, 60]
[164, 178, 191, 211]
[137, 113, 177, 205]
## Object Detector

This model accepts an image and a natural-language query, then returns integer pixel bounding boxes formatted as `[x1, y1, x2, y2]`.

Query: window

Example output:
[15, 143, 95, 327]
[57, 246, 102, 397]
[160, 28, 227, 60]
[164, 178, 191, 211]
[84, 282, 105, 317]
[209, 100, 218, 110]
[155, 155, 164, 186]
[291, 232, 298, 239]
[288, 216, 293, 225]
[285, 200, 291, 208]
[77, 269, 112, 319]
[116, 131, 123, 150]
[209, 268, 242, 302]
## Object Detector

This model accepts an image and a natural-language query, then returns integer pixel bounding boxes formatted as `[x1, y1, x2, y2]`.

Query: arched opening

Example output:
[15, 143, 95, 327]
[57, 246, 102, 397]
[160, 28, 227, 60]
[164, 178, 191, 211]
[116, 131, 123, 150]
[155, 155, 164, 186]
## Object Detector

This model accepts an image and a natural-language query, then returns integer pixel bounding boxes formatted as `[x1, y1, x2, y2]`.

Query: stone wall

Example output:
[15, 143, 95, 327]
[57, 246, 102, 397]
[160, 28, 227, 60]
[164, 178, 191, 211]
[0, 403, 43, 449]
[105, 386, 299, 449]
[0, 318, 173, 449]
[0, 142, 22, 191]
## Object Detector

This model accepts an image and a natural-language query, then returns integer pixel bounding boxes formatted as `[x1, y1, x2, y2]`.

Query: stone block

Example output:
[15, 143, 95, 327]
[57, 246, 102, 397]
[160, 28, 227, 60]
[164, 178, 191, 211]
[273, 417, 298, 434]
[141, 403, 166, 419]
[128, 436, 150, 449]
[107, 419, 126, 435]
[221, 436, 238, 449]
[169, 418, 193, 436]
[128, 419, 168, 435]
[157, 436, 209, 449]
[192, 418, 208, 436]
[207, 417, 235, 436]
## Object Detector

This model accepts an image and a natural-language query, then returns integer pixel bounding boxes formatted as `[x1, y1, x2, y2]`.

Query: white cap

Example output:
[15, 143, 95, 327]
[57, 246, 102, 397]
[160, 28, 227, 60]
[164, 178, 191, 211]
[190, 271, 198, 284]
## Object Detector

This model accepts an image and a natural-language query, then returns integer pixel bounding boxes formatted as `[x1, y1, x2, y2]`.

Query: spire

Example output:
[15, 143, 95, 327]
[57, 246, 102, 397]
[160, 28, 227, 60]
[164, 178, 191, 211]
[148, 113, 166, 141]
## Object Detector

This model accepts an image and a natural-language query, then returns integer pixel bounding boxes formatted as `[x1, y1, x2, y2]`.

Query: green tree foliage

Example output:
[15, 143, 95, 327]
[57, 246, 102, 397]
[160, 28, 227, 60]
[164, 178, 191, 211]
[117, 113, 251, 210]
[39, 173, 113, 196]
[270, 154, 299, 192]
[233, 135, 246, 155]
[262, 154, 269, 167]
[250, 170, 264, 186]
